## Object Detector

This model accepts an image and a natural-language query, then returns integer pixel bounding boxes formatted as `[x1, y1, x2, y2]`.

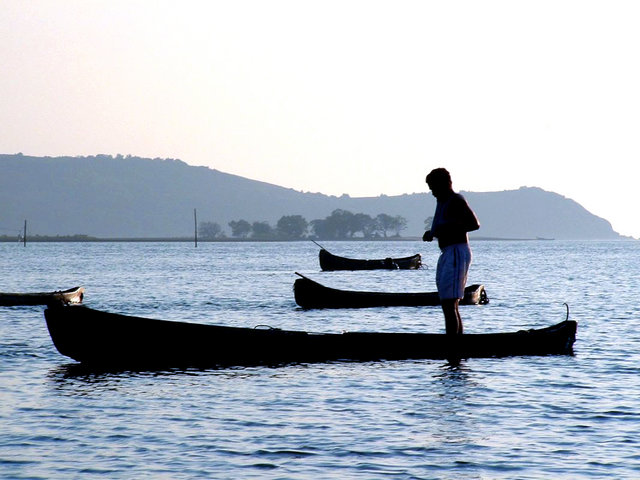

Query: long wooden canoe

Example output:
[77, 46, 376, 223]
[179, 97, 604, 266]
[44, 305, 576, 368]
[0, 286, 84, 307]
[294, 275, 488, 309]
[319, 249, 422, 271]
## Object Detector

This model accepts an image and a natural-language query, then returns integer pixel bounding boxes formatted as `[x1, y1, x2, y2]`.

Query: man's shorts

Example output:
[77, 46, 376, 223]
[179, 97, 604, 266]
[436, 243, 472, 300]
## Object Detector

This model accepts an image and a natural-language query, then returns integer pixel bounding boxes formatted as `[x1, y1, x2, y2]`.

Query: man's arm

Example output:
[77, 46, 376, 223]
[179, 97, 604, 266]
[456, 196, 480, 233]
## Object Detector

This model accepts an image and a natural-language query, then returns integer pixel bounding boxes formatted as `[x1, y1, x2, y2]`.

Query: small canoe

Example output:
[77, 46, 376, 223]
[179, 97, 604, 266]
[44, 304, 577, 368]
[0, 286, 85, 307]
[293, 275, 488, 309]
[319, 249, 422, 271]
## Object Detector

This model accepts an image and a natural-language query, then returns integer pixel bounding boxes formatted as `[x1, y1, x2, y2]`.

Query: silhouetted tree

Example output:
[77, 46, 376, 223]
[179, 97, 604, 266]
[311, 210, 407, 239]
[374, 214, 390, 237]
[251, 221, 273, 239]
[375, 213, 406, 238]
[391, 215, 408, 237]
[199, 221, 224, 239]
[353, 213, 376, 238]
[228, 219, 252, 238]
[310, 218, 333, 239]
[276, 215, 308, 239]
[327, 209, 356, 238]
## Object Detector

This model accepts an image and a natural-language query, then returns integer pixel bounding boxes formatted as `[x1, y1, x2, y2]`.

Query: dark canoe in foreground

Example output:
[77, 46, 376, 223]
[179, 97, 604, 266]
[293, 275, 488, 309]
[0, 286, 84, 307]
[319, 249, 422, 271]
[44, 305, 577, 368]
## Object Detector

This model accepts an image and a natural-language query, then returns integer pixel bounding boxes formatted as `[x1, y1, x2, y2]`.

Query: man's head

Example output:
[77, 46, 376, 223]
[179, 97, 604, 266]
[426, 168, 453, 199]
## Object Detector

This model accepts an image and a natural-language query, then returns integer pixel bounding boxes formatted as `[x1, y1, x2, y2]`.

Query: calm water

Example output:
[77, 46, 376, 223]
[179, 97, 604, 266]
[1, 240, 640, 479]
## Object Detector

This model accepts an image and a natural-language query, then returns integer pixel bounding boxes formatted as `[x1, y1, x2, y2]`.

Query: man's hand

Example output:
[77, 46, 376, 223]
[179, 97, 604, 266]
[422, 230, 434, 242]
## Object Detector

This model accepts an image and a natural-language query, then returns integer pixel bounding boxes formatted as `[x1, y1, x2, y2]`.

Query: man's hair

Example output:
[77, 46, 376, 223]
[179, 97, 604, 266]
[426, 168, 452, 186]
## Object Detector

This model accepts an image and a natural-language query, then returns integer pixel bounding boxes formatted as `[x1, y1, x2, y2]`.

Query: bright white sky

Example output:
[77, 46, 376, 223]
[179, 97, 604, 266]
[2, 1, 639, 237]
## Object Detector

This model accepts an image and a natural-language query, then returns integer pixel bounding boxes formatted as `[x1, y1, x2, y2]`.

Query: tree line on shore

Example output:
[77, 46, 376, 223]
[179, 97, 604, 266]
[0, 209, 428, 241]
[200, 209, 415, 240]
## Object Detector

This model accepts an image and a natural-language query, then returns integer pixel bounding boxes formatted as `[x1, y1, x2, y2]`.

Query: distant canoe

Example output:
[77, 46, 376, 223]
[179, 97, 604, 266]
[319, 249, 422, 271]
[44, 304, 576, 368]
[293, 275, 488, 309]
[0, 286, 85, 307]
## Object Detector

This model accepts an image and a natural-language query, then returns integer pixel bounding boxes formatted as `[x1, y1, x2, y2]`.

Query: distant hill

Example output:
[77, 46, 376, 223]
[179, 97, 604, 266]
[0, 154, 622, 239]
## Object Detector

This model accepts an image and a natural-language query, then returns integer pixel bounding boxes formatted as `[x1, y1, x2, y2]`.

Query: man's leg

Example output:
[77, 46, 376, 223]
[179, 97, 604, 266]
[441, 298, 463, 335]
[455, 300, 463, 334]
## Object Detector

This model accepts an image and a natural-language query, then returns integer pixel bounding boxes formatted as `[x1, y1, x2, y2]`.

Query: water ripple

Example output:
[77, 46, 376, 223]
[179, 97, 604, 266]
[2, 240, 640, 478]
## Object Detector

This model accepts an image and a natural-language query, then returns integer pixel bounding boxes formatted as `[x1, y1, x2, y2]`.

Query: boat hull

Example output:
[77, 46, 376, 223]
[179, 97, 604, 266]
[44, 305, 576, 369]
[294, 277, 488, 309]
[319, 249, 422, 271]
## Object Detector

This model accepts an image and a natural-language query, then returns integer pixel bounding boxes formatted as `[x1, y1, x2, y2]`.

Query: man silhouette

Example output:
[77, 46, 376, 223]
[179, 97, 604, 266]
[423, 168, 480, 336]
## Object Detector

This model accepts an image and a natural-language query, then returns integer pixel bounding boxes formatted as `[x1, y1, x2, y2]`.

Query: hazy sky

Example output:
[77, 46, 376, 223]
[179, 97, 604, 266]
[2, 1, 639, 237]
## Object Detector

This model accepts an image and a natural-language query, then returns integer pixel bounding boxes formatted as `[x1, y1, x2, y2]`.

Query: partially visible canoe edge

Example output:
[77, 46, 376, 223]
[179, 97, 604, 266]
[0, 286, 85, 307]
[44, 305, 577, 369]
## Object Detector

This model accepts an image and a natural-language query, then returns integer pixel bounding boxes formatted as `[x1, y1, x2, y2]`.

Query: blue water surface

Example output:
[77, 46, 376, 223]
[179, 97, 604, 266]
[1, 240, 639, 479]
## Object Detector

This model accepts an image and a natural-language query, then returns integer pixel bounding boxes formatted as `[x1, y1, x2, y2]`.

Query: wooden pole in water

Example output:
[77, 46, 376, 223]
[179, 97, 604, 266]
[23, 219, 26, 247]
[194, 209, 198, 248]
